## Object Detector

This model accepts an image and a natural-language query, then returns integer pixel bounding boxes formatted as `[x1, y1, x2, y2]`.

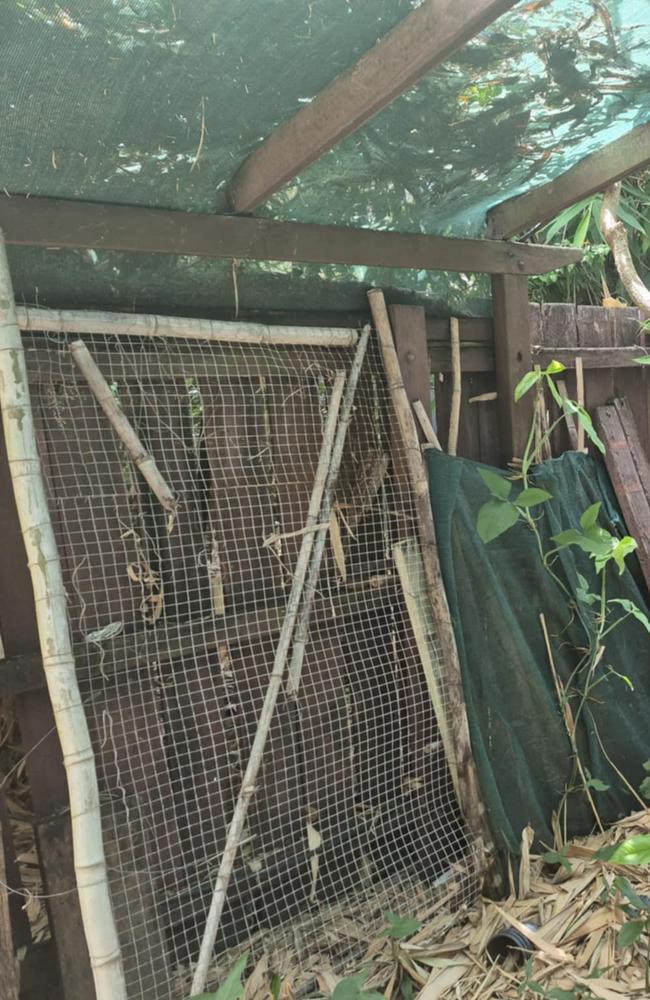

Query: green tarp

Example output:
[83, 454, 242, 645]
[427, 449, 650, 860]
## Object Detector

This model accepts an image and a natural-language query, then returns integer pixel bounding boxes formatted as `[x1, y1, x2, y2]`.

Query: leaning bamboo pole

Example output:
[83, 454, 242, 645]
[286, 326, 371, 697]
[367, 288, 490, 870]
[0, 233, 127, 998]
[16, 305, 358, 348]
[191, 371, 347, 995]
[447, 316, 461, 456]
[69, 339, 177, 514]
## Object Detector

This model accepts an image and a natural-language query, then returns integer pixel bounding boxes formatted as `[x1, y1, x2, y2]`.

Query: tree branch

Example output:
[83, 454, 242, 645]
[601, 182, 650, 315]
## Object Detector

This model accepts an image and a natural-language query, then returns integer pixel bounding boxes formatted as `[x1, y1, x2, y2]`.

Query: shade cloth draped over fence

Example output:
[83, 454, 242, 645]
[427, 450, 650, 860]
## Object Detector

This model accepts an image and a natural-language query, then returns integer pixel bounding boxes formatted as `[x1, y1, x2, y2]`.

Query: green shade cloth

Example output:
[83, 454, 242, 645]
[427, 449, 650, 859]
[2, 1, 650, 314]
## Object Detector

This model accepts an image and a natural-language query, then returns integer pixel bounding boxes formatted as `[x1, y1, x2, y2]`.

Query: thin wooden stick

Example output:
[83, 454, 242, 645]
[0, 820, 19, 1000]
[286, 326, 370, 697]
[69, 340, 177, 515]
[558, 381, 579, 450]
[413, 399, 443, 451]
[191, 371, 347, 995]
[575, 356, 586, 452]
[0, 232, 126, 999]
[16, 306, 358, 348]
[368, 288, 490, 871]
[447, 317, 461, 456]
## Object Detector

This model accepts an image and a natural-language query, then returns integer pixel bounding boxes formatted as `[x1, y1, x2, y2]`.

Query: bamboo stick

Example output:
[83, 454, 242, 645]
[191, 371, 347, 995]
[0, 233, 126, 998]
[286, 326, 371, 697]
[367, 288, 489, 870]
[69, 339, 177, 514]
[0, 820, 19, 1000]
[575, 356, 586, 452]
[16, 305, 358, 348]
[558, 380, 579, 450]
[413, 399, 442, 451]
[447, 317, 461, 456]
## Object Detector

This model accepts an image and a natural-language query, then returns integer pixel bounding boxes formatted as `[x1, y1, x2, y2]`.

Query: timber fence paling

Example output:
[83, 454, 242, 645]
[0, 231, 127, 999]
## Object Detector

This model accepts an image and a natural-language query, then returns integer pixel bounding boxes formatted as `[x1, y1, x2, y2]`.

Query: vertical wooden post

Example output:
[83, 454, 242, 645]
[0, 429, 95, 1000]
[491, 275, 533, 465]
[388, 305, 431, 441]
[0, 818, 19, 1000]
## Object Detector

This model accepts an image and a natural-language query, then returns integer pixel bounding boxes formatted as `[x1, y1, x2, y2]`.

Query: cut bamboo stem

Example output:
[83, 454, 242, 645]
[191, 371, 347, 995]
[0, 232, 126, 999]
[286, 326, 371, 697]
[17, 306, 358, 348]
[558, 380, 579, 450]
[447, 317, 461, 456]
[69, 339, 177, 514]
[575, 356, 586, 452]
[413, 399, 443, 451]
[368, 288, 489, 870]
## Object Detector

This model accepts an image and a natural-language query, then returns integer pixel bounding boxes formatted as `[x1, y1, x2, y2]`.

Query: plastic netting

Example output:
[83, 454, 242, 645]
[3, 1, 650, 315]
[22, 326, 475, 999]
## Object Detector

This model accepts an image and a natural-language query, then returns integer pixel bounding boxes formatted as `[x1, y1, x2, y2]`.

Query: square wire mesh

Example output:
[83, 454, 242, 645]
[22, 328, 476, 999]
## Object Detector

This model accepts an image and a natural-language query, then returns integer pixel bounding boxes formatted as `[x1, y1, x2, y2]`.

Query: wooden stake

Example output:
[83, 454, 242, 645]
[191, 372, 347, 995]
[286, 326, 371, 697]
[413, 399, 443, 451]
[0, 232, 126, 998]
[558, 381, 579, 450]
[447, 317, 461, 456]
[0, 820, 18, 1000]
[368, 288, 489, 870]
[17, 305, 358, 348]
[69, 339, 177, 514]
[575, 356, 586, 452]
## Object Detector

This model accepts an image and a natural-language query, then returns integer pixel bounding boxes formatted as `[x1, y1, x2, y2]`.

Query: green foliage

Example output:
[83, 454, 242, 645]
[190, 953, 249, 1000]
[618, 919, 646, 949]
[330, 971, 384, 1000]
[639, 760, 650, 800]
[609, 834, 650, 866]
[476, 466, 552, 543]
[541, 846, 573, 872]
[381, 912, 422, 940]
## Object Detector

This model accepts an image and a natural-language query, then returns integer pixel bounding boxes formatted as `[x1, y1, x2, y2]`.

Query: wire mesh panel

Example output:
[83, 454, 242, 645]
[22, 328, 476, 999]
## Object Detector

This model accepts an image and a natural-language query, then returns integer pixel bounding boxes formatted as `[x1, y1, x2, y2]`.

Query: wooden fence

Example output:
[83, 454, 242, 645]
[429, 304, 649, 463]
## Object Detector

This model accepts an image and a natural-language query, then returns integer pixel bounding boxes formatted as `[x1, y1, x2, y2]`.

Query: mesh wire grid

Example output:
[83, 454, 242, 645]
[21, 327, 476, 999]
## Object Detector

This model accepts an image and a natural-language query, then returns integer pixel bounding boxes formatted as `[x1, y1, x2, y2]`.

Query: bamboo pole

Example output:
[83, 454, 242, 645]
[447, 316, 461, 456]
[367, 288, 489, 869]
[575, 356, 586, 452]
[286, 326, 371, 697]
[16, 306, 358, 348]
[558, 381, 579, 450]
[69, 339, 177, 514]
[0, 233, 127, 998]
[191, 371, 347, 995]
[413, 399, 442, 451]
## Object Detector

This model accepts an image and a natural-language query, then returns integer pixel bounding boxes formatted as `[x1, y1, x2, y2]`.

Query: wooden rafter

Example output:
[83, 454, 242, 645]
[487, 121, 650, 239]
[226, 0, 520, 213]
[0, 194, 581, 275]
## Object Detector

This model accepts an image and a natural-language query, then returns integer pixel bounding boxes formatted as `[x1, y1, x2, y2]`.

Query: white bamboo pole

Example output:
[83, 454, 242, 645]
[447, 316, 461, 456]
[0, 233, 126, 999]
[286, 326, 371, 697]
[575, 356, 586, 452]
[191, 370, 347, 995]
[69, 339, 177, 514]
[16, 306, 358, 348]
[412, 399, 442, 451]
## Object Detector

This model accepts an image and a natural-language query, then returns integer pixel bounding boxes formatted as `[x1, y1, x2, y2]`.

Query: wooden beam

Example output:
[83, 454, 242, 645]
[389, 305, 432, 444]
[0, 194, 581, 276]
[533, 345, 650, 369]
[491, 274, 533, 465]
[487, 121, 650, 239]
[227, 0, 519, 213]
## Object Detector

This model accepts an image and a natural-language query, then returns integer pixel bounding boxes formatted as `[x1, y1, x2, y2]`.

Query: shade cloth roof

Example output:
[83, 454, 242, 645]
[2, 0, 650, 316]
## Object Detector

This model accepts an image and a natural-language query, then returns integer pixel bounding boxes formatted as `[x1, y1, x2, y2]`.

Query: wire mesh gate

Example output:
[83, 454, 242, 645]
[22, 326, 474, 998]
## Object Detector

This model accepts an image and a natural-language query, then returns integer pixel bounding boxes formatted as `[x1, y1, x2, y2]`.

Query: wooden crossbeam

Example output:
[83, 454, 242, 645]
[226, 0, 520, 213]
[487, 121, 650, 239]
[0, 194, 581, 275]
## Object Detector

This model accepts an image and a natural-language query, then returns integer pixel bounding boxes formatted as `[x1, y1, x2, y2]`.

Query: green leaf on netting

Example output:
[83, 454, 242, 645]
[544, 360, 567, 376]
[643, 760, 650, 774]
[477, 499, 519, 543]
[610, 834, 650, 866]
[617, 919, 646, 949]
[479, 467, 512, 500]
[514, 370, 541, 402]
[580, 502, 601, 531]
[190, 953, 250, 1000]
[575, 406, 606, 453]
[610, 598, 650, 631]
[633, 356, 650, 365]
[584, 775, 609, 792]
[515, 487, 552, 508]
[640, 776, 650, 799]
[575, 572, 598, 605]
[382, 911, 423, 940]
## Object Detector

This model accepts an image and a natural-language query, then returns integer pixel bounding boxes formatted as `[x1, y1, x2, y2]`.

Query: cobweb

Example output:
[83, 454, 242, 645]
[22, 326, 476, 999]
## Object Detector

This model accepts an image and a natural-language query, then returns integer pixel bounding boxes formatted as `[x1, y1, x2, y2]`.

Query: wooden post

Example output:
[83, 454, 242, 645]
[388, 305, 432, 438]
[491, 275, 533, 466]
[0, 818, 19, 1000]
